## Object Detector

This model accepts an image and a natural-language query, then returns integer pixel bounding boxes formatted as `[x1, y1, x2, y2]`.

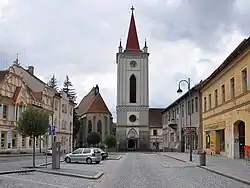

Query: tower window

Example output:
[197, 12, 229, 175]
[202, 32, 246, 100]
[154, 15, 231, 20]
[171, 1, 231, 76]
[129, 74, 136, 103]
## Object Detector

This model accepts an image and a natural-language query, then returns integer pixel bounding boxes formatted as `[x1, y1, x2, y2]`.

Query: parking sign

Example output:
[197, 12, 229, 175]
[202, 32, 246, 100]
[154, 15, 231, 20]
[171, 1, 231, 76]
[49, 125, 55, 136]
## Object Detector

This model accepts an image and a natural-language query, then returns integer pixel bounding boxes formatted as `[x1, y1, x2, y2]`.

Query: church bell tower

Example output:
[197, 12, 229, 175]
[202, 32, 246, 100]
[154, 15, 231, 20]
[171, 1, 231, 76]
[116, 6, 150, 151]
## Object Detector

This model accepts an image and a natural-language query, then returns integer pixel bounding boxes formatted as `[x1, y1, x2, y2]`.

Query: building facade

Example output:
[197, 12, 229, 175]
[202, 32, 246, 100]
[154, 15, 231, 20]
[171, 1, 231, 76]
[0, 59, 73, 153]
[201, 37, 250, 159]
[149, 108, 164, 151]
[162, 84, 202, 153]
[116, 7, 150, 151]
[75, 85, 113, 148]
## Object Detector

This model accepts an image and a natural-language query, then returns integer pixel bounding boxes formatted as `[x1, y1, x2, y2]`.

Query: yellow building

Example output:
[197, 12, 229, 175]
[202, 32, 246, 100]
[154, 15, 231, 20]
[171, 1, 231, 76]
[201, 37, 250, 159]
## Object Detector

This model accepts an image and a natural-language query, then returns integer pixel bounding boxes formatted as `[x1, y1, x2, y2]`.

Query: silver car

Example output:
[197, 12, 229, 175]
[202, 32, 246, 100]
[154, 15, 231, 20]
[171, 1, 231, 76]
[64, 148, 101, 164]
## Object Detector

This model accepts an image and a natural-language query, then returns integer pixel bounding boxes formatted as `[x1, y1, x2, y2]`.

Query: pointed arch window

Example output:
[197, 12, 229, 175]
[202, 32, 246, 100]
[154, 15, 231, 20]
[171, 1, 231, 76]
[97, 120, 102, 134]
[129, 74, 136, 103]
[88, 120, 92, 133]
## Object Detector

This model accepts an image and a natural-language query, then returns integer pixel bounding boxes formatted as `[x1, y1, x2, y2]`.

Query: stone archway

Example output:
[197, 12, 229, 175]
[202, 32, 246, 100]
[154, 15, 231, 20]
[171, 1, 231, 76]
[233, 120, 245, 159]
[127, 128, 139, 150]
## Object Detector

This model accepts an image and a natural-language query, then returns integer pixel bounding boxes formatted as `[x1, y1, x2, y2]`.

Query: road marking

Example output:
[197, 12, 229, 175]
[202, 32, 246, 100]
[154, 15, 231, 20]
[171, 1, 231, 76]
[2, 175, 73, 188]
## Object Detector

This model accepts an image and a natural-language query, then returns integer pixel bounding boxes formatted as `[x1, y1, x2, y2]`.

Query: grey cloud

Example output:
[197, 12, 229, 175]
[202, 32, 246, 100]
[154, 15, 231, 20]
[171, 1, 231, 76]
[144, 0, 249, 51]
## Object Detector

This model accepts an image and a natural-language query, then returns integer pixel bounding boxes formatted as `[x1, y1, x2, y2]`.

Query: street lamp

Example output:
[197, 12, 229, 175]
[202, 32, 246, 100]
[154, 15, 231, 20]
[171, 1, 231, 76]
[177, 78, 192, 162]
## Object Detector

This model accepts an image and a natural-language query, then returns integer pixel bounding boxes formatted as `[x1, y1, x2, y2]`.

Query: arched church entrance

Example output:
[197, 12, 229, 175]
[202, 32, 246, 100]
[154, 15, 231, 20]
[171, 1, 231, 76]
[127, 128, 139, 151]
[233, 120, 245, 159]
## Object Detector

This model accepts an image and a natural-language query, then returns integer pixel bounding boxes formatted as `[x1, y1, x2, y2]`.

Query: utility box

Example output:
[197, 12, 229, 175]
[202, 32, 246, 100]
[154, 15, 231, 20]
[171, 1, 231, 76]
[52, 142, 61, 169]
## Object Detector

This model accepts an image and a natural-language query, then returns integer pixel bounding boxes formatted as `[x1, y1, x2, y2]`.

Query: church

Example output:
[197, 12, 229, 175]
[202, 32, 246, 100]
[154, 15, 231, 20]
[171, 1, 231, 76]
[116, 7, 160, 151]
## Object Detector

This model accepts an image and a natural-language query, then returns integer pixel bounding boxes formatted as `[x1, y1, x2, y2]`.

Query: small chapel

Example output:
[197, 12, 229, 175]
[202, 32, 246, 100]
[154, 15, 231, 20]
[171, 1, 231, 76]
[75, 85, 114, 148]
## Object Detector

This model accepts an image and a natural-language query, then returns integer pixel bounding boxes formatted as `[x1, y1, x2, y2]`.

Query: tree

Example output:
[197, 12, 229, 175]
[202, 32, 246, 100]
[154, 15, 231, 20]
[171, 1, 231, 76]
[62, 75, 77, 102]
[87, 132, 101, 146]
[47, 74, 58, 89]
[73, 108, 80, 148]
[104, 135, 117, 148]
[16, 108, 49, 168]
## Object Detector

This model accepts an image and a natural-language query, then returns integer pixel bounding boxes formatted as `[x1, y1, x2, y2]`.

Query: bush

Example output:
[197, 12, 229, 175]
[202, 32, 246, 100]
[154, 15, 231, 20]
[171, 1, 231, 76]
[104, 135, 117, 148]
[87, 132, 101, 146]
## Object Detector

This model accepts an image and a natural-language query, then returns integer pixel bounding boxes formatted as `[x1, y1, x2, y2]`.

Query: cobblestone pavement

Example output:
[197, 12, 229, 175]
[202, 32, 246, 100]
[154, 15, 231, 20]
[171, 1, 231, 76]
[0, 155, 53, 171]
[0, 153, 250, 187]
[97, 153, 250, 188]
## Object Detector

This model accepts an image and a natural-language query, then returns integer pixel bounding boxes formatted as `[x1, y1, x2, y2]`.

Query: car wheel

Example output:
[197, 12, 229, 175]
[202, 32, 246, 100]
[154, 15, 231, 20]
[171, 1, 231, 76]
[95, 161, 100, 164]
[86, 158, 92, 164]
[65, 157, 71, 163]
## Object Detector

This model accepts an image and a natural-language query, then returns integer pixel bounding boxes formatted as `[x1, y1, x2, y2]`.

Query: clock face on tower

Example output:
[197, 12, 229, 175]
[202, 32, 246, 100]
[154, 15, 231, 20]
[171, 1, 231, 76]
[130, 60, 137, 68]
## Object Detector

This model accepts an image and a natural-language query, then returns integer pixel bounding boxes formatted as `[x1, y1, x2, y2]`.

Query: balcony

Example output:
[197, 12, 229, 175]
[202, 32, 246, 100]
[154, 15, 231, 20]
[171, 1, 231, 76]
[168, 119, 177, 130]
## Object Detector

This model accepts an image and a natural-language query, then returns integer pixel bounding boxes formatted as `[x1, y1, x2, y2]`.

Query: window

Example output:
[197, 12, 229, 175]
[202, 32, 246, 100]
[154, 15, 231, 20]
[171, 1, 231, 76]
[12, 133, 17, 148]
[97, 120, 102, 134]
[88, 120, 92, 133]
[221, 84, 225, 103]
[203, 97, 207, 112]
[230, 77, 235, 98]
[62, 104, 64, 113]
[22, 137, 26, 147]
[205, 132, 210, 148]
[83, 148, 91, 153]
[104, 116, 108, 135]
[70, 107, 72, 115]
[242, 68, 248, 92]
[2, 105, 8, 119]
[129, 74, 136, 103]
[214, 89, 218, 106]
[170, 133, 174, 142]
[191, 99, 194, 113]
[54, 100, 58, 111]
[187, 101, 190, 115]
[72, 148, 83, 154]
[1, 133, 5, 149]
[208, 94, 211, 110]
[195, 97, 198, 112]
[153, 129, 157, 136]
[181, 104, 184, 117]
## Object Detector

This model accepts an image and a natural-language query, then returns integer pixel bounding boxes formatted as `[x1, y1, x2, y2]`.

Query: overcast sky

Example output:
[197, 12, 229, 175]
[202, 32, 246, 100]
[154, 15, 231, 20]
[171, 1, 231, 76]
[0, 0, 249, 121]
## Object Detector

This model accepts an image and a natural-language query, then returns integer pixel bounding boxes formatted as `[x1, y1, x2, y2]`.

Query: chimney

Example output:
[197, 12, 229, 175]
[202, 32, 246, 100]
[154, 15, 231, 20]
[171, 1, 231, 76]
[27, 66, 34, 75]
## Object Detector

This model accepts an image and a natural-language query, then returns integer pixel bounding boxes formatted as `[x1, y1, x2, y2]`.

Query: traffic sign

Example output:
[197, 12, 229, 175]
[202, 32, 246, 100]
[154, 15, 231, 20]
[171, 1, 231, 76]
[49, 125, 55, 136]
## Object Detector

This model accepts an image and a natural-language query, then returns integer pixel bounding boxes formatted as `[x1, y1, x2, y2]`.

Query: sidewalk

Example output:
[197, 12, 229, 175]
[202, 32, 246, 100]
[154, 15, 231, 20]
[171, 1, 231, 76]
[160, 152, 250, 185]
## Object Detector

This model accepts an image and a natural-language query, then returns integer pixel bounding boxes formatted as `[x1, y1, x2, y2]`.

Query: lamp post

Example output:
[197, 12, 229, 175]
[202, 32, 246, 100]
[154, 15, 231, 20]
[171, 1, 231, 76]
[177, 78, 192, 162]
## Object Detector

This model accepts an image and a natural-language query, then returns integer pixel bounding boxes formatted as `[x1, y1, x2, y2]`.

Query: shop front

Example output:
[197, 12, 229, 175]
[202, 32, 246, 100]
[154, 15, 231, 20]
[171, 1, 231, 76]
[204, 122, 226, 156]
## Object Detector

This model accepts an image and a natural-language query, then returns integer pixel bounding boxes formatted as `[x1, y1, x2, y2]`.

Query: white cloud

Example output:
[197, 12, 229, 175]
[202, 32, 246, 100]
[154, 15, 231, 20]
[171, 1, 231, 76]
[0, 0, 249, 122]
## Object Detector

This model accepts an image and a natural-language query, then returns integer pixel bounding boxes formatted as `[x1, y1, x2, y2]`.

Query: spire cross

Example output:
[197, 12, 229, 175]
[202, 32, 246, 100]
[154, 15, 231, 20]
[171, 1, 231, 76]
[131, 6, 135, 13]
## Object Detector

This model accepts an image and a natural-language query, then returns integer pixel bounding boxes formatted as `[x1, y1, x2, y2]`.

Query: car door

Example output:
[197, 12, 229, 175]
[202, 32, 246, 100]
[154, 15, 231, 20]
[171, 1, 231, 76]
[81, 148, 91, 162]
[70, 148, 83, 162]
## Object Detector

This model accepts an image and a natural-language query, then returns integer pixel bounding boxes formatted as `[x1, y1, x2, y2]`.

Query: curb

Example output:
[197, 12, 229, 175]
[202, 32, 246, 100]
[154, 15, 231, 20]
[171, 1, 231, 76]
[35, 169, 104, 180]
[161, 154, 250, 186]
[0, 154, 45, 158]
[107, 155, 123, 160]
[0, 169, 36, 175]
[38, 159, 64, 167]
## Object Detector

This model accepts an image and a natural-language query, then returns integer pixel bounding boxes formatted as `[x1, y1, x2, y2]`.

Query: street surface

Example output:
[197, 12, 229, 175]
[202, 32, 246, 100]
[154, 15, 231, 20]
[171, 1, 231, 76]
[0, 155, 52, 171]
[0, 153, 249, 187]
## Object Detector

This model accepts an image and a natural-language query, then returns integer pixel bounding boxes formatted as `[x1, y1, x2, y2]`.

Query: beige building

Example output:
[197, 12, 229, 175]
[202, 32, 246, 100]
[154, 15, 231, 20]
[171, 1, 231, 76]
[75, 85, 113, 148]
[0, 59, 73, 153]
[149, 108, 164, 151]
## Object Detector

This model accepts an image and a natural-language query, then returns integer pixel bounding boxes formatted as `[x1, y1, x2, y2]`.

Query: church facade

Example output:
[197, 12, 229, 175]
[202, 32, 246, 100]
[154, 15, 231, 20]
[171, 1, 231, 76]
[116, 7, 150, 151]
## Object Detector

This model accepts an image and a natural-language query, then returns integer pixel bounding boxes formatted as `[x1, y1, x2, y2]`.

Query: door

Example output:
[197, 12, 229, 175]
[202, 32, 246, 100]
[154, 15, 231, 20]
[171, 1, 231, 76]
[238, 122, 245, 159]
[71, 148, 83, 162]
[80, 148, 91, 162]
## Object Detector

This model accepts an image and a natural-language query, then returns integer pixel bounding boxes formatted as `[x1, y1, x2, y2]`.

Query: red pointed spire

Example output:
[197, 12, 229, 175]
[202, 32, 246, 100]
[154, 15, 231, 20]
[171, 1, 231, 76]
[125, 6, 142, 52]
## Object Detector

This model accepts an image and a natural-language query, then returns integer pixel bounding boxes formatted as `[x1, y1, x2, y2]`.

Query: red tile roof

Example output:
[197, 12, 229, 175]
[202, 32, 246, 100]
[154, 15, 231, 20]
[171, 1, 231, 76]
[86, 93, 111, 115]
[124, 10, 142, 53]
[31, 92, 42, 101]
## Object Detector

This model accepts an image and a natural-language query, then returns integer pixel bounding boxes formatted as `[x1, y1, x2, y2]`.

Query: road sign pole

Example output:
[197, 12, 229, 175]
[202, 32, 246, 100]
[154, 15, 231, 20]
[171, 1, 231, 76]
[45, 134, 48, 168]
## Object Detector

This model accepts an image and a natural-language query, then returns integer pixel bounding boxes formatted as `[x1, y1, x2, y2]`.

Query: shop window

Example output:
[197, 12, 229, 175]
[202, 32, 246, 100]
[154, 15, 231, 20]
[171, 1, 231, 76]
[29, 138, 32, 147]
[206, 132, 210, 148]
[22, 137, 26, 147]
[170, 133, 174, 142]
[220, 129, 225, 152]
[1, 133, 5, 149]
[12, 133, 17, 148]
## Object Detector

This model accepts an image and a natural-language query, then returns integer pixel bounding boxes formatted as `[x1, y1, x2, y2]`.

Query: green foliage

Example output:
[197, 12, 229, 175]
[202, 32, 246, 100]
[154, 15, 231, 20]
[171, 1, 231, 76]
[62, 75, 77, 102]
[47, 74, 58, 89]
[104, 135, 117, 148]
[16, 107, 50, 137]
[87, 132, 101, 146]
